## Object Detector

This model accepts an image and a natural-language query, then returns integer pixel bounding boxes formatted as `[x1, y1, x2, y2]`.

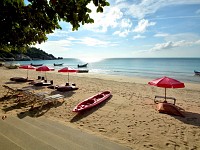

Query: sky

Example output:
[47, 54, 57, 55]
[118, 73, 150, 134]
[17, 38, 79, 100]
[32, 0, 200, 62]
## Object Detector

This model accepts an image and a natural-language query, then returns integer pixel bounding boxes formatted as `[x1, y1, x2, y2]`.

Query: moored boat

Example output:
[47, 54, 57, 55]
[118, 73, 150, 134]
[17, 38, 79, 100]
[73, 91, 111, 112]
[53, 63, 64, 66]
[194, 70, 200, 76]
[5, 65, 19, 69]
[30, 63, 43, 67]
[77, 70, 89, 73]
[5, 63, 20, 69]
[77, 63, 88, 68]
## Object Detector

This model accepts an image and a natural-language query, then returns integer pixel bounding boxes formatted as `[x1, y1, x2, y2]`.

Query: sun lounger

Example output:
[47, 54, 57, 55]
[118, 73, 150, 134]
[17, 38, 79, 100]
[154, 95, 176, 105]
[10, 77, 34, 82]
[17, 90, 49, 106]
[17, 87, 34, 91]
[56, 85, 78, 92]
[38, 94, 64, 109]
[32, 80, 53, 86]
[2, 85, 20, 97]
[34, 82, 52, 86]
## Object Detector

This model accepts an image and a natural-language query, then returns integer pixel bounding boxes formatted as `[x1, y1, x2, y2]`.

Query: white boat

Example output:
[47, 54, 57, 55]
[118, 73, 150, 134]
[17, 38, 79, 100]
[5, 63, 20, 69]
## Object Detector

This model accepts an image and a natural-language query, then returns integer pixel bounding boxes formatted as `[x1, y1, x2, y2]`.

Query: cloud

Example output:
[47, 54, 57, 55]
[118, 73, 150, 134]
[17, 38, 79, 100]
[196, 9, 200, 14]
[35, 36, 117, 57]
[195, 40, 200, 44]
[112, 18, 132, 37]
[115, 0, 126, 4]
[83, 3, 123, 32]
[150, 40, 200, 52]
[133, 34, 146, 39]
[113, 30, 130, 37]
[133, 19, 156, 33]
[48, 30, 70, 37]
[76, 37, 116, 47]
[164, 33, 200, 42]
[154, 33, 169, 37]
[117, 0, 200, 19]
[35, 40, 72, 56]
[120, 18, 132, 28]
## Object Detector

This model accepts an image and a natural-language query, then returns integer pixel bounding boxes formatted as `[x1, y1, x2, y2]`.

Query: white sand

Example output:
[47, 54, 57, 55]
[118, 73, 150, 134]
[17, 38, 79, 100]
[0, 67, 200, 150]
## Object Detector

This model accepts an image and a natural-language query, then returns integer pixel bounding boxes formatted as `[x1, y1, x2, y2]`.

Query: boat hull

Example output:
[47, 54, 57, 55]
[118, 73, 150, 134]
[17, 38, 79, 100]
[77, 63, 88, 68]
[54, 63, 63, 66]
[194, 70, 200, 76]
[73, 91, 111, 112]
[77, 70, 89, 73]
[30, 63, 43, 67]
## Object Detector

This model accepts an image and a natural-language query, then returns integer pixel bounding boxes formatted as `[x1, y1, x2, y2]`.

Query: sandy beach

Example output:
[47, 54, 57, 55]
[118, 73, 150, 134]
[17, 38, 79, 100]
[0, 67, 200, 150]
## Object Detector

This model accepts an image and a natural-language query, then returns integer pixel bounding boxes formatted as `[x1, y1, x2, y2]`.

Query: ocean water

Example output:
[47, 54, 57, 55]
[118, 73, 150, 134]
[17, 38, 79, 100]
[10, 58, 200, 83]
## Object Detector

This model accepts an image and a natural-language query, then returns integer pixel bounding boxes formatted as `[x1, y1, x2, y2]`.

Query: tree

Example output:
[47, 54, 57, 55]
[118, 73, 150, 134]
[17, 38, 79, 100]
[0, 0, 109, 52]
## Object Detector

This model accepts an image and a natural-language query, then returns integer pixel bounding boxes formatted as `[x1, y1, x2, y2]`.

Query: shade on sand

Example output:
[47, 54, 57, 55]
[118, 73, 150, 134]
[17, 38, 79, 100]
[19, 65, 36, 78]
[148, 76, 185, 101]
[58, 67, 77, 83]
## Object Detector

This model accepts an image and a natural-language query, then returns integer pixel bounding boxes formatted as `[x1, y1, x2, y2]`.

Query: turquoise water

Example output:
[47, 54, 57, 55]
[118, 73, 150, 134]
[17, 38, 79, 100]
[10, 58, 200, 83]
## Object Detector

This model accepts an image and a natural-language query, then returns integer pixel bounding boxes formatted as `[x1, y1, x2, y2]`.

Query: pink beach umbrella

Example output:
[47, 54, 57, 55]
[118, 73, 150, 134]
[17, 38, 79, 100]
[19, 65, 36, 79]
[58, 67, 77, 83]
[148, 76, 185, 103]
[36, 66, 54, 80]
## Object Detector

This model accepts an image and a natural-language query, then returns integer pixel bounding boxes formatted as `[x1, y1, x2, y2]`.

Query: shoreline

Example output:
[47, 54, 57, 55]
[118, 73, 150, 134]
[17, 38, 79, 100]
[0, 67, 200, 150]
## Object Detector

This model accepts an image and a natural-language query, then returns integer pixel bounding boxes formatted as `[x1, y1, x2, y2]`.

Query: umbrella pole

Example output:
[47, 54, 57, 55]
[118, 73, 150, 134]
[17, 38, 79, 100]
[27, 70, 28, 79]
[164, 88, 167, 102]
[68, 73, 69, 83]
[45, 72, 47, 80]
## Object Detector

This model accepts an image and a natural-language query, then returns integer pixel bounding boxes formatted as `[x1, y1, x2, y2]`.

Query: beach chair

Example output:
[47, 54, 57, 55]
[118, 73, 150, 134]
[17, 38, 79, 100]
[2, 85, 20, 98]
[17, 91, 49, 107]
[39, 94, 64, 109]
[154, 95, 176, 105]
[10, 77, 34, 82]
[16, 90, 35, 103]
[57, 86, 78, 92]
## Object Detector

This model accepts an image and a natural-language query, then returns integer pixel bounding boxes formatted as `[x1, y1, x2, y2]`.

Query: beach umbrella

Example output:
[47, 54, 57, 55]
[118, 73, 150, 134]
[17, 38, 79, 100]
[148, 76, 185, 102]
[19, 65, 36, 79]
[58, 67, 77, 83]
[36, 66, 54, 80]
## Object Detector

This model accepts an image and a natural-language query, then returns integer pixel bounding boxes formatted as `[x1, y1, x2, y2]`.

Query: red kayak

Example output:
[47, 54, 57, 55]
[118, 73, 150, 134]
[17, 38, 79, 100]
[73, 91, 111, 112]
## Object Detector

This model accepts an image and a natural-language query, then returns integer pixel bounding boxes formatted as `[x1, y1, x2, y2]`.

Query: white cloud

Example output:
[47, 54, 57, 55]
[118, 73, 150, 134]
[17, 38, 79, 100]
[164, 33, 200, 42]
[48, 30, 70, 37]
[83, 3, 123, 32]
[118, 0, 200, 19]
[150, 40, 200, 52]
[35, 40, 72, 56]
[112, 18, 132, 37]
[154, 33, 169, 37]
[113, 29, 130, 37]
[77, 37, 113, 47]
[133, 19, 156, 33]
[196, 9, 200, 14]
[133, 34, 146, 39]
[120, 18, 132, 28]
[66, 37, 76, 41]
[195, 40, 200, 44]
[115, 0, 126, 4]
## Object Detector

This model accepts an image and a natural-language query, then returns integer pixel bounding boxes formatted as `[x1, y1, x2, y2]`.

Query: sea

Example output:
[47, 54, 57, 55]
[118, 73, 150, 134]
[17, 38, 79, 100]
[8, 58, 200, 84]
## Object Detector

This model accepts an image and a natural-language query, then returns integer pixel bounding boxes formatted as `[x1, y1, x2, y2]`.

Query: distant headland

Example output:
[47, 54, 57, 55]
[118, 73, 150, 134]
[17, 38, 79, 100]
[0, 47, 63, 61]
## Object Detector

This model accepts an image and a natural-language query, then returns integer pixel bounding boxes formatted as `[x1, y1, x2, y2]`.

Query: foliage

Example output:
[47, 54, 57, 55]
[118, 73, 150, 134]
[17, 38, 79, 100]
[0, 0, 109, 51]
[26, 47, 56, 59]
[0, 47, 56, 60]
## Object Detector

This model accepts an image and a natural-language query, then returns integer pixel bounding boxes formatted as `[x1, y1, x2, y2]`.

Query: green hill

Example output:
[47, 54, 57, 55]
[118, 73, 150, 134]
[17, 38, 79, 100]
[0, 47, 61, 61]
